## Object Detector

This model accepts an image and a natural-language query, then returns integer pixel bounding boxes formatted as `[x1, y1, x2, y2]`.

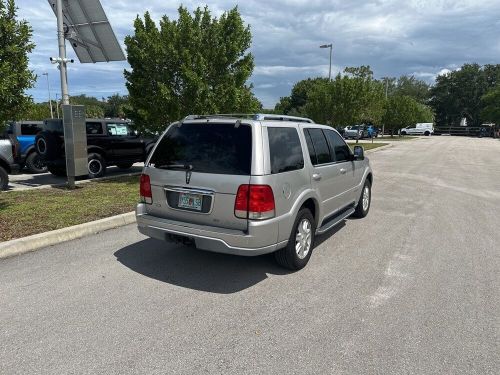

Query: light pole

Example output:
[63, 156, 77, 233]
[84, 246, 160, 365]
[320, 43, 333, 80]
[42, 72, 54, 118]
[55, 93, 60, 118]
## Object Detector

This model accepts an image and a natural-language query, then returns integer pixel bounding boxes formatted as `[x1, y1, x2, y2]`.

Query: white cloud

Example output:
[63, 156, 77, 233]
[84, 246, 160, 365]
[17, 0, 500, 108]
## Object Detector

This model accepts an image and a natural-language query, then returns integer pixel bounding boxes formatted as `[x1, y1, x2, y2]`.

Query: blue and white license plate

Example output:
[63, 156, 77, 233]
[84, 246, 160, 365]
[178, 192, 202, 211]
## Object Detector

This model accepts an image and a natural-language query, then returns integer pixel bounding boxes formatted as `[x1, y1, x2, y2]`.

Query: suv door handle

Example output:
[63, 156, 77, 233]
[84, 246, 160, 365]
[312, 173, 322, 181]
[340, 168, 347, 174]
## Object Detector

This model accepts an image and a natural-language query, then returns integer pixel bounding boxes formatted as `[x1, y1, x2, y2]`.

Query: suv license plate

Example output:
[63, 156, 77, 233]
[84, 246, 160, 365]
[178, 192, 202, 211]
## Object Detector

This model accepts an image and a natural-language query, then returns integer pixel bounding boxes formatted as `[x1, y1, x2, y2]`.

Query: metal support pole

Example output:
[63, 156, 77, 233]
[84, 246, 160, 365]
[43, 73, 54, 118]
[328, 45, 332, 81]
[56, 0, 69, 105]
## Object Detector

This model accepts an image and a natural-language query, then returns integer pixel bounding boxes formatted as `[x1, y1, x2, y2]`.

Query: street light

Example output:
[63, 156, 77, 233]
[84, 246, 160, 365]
[42, 72, 54, 118]
[319, 43, 333, 80]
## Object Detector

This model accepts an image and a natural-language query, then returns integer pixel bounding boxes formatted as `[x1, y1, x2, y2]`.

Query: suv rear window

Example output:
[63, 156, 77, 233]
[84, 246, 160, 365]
[149, 122, 252, 175]
[268, 127, 304, 174]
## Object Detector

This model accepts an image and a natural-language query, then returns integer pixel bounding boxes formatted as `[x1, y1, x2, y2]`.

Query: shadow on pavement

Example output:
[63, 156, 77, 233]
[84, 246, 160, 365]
[114, 239, 290, 294]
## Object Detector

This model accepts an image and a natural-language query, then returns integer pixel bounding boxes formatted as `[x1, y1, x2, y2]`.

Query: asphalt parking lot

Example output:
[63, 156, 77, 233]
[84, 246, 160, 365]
[1, 136, 499, 374]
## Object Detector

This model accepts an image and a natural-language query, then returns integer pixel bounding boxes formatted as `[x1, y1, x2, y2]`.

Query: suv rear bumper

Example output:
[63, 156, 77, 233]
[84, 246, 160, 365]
[136, 203, 286, 256]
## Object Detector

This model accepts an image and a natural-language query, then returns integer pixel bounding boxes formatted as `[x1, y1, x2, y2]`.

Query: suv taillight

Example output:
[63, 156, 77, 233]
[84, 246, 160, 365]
[140, 174, 152, 204]
[235, 184, 275, 220]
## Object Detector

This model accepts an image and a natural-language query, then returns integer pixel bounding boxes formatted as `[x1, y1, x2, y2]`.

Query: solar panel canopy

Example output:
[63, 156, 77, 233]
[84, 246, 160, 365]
[47, 0, 126, 63]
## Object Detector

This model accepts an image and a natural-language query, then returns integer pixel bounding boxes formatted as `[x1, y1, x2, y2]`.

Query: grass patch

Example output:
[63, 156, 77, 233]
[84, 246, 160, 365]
[0, 176, 139, 242]
[347, 142, 389, 151]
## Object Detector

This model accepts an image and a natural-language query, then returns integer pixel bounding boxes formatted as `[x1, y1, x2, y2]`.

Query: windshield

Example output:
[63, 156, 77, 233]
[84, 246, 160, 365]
[149, 122, 252, 175]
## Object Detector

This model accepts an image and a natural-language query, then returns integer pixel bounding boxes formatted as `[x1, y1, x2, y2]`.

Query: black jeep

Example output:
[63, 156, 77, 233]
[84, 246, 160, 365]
[35, 118, 157, 178]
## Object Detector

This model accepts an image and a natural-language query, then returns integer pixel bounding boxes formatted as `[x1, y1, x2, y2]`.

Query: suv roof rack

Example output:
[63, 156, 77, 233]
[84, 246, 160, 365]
[183, 114, 315, 124]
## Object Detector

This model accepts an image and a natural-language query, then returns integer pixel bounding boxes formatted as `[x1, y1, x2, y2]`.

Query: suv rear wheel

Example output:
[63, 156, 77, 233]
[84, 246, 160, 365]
[25, 152, 47, 174]
[88, 153, 106, 178]
[275, 208, 316, 270]
[35, 131, 59, 161]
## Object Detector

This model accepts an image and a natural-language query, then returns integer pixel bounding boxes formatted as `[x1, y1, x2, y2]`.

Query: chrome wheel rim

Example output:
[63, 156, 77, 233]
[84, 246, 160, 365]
[88, 159, 102, 175]
[362, 186, 370, 211]
[295, 218, 312, 259]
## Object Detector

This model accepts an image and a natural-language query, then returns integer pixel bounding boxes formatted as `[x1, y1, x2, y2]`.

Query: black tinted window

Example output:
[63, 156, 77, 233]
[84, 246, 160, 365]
[86, 122, 103, 135]
[268, 127, 304, 174]
[324, 130, 351, 162]
[21, 123, 43, 135]
[304, 130, 317, 165]
[150, 122, 252, 175]
[306, 128, 332, 165]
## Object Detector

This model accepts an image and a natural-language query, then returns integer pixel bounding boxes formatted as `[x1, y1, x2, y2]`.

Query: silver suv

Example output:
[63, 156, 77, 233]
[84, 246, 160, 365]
[136, 114, 373, 270]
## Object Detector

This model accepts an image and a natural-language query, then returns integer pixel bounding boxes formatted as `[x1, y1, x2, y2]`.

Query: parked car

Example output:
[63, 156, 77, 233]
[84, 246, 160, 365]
[400, 123, 434, 136]
[136, 114, 373, 270]
[35, 118, 158, 178]
[344, 125, 368, 139]
[6, 121, 47, 174]
[0, 131, 21, 190]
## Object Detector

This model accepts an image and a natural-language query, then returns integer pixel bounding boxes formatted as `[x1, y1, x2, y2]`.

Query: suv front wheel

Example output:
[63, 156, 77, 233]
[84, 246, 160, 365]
[275, 208, 316, 270]
[353, 180, 371, 218]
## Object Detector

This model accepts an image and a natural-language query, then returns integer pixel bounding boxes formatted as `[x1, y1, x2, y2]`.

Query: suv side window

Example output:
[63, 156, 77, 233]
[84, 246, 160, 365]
[86, 122, 103, 135]
[268, 127, 304, 174]
[20, 123, 43, 135]
[324, 130, 351, 162]
[305, 128, 332, 165]
[107, 123, 131, 136]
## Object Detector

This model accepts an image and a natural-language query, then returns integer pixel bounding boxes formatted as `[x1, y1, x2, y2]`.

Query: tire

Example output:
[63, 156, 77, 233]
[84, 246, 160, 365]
[25, 152, 48, 174]
[353, 180, 371, 218]
[88, 153, 106, 178]
[116, 162, 134, 170]
[401, 131, 407, 136]
[424, 131, 430, 136]
[47, 165, 67, 177]
[275, 208, 316, 270]
[35, 131, 60, 161]
[0, 166, 8, 191]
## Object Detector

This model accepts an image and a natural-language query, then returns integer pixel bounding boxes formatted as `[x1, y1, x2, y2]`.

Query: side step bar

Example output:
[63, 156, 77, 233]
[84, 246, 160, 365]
[316, 206, 355, 235]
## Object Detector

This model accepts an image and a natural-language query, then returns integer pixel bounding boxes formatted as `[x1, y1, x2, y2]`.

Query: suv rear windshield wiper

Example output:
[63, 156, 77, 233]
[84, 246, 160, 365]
[154, 163, 193, 170]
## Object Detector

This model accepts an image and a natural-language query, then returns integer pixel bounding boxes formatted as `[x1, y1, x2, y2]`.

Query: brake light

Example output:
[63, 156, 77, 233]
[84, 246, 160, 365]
[235, 184, 275, 220]
[140, 174, 152, 204]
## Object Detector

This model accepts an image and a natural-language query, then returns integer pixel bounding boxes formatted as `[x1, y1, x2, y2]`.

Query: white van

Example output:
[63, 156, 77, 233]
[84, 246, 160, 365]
[400, 123, 434, 136]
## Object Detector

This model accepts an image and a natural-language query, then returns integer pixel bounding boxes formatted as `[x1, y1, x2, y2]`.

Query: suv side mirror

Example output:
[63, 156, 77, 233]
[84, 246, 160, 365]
[353, 145, 364, 160]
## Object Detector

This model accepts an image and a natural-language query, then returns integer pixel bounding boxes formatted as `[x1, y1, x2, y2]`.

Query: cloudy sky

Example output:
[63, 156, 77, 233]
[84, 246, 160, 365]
[18, 0, 500, 108]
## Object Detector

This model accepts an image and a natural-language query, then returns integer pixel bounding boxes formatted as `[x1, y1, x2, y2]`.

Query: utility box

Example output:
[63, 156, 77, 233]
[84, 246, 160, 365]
[62, 105, 88, 178]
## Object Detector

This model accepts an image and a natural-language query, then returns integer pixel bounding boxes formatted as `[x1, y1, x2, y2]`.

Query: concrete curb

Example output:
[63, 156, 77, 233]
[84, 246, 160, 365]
[0, 212, 136, 260]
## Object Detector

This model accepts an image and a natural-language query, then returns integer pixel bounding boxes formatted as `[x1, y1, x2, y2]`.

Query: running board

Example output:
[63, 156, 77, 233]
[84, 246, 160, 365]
[316, 207, 355, 235]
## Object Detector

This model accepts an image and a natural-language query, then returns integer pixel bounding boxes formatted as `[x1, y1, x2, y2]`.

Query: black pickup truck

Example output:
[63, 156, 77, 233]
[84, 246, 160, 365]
[35, 118, 157, 178]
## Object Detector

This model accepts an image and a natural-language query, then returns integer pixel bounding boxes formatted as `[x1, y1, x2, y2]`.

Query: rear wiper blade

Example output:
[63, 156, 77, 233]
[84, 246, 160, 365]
[155, 163, 193, 170]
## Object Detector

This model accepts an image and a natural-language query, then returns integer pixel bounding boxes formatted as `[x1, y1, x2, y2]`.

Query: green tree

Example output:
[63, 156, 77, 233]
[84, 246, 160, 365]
[382, 95, 432, 136]
[0, 0, 36, 128]
[481, 86, 500, 124]
[19, 102, 51, 120]
[69, 94, 105, 118]
[124, 6, 261, 133]
[104, 93, 129, 118]
[303, 67, 385, 126]
[429, 63, 500, 127]
[274, 77, 327, 115]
